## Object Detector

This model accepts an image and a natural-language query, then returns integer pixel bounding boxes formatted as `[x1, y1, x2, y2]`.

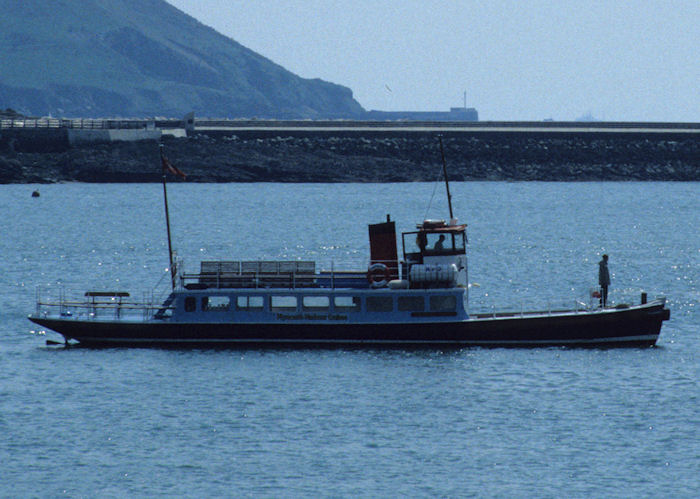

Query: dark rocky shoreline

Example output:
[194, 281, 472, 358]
[1, 131, 698, 183]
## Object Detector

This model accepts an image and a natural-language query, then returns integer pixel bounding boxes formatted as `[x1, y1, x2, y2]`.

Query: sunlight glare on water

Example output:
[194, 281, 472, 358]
[1, 182, 698, 497]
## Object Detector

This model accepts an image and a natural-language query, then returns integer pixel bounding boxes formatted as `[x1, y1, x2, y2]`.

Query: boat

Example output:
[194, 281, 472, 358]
[28, 144, 670, 348]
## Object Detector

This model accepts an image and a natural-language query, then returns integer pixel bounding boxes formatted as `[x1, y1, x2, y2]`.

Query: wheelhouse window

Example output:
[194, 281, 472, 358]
[403, 231, 466, 256]
[271, 295, 298, 311]
[333, 296, 361, 312]
[303, 296, 330, 311]
[425, 233, 449, 252]
[430, 295, 457, 312]
[203, 296, 230, 311]
[453, 232, 466, 252]
[236, 296, 264, 310]
[406, 232, 426, 254]
[366, 296, 393, 312]
[398, 296, 424, 312]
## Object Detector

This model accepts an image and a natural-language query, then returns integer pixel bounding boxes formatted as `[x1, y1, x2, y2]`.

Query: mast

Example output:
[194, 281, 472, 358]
[159, 144, 176, 290]
[438, 135, 454, 221]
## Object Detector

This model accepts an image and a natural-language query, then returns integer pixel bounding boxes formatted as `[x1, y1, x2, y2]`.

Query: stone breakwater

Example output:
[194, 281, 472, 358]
[0, 132, 697, 183]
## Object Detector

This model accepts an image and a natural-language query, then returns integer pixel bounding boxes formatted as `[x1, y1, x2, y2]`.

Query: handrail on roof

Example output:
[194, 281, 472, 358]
[85, 291, 130, 297]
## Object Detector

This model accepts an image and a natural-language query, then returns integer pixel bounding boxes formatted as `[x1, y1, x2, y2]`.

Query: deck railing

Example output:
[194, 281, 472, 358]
[468, 287, 654, 318]
[180, 259, 401, 290]
[0, 118, 153, 129]
[33, 282, 653, 323]
[32, 260, 405, 320]
[0, 118, 184, 130]
[34, 287, 174, 322]
[470, 298, 592, 319]
[6, 118, 698, 131]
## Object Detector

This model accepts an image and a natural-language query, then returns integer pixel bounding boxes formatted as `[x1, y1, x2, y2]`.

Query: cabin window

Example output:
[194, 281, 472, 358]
[404, 231, 464, 257]
[334, 296, 361, 312]
[303, 296, 329, 311]
[184, 296, 196, 312]
[398, 296, 424, 312]
[236, 296, 264, 310]
[454, 232, 466, 252]
[366, 296, 393, 312]
[410, 232, 427, 253]
[271, 295, 298, 311]
[203, 296, 230, 311]
[430, 295, 457, 312]
[426, 233, 450, 253]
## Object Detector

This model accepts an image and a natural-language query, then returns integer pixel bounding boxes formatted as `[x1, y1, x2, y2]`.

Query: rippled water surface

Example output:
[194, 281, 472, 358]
[1, 182, 698, 497]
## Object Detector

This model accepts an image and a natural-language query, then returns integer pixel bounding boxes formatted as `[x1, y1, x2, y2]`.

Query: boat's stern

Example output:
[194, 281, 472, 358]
[29, 288, 174, 343]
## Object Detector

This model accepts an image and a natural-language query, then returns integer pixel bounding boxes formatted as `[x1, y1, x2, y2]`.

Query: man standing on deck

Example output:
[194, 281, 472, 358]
[598, 254, 611, 307]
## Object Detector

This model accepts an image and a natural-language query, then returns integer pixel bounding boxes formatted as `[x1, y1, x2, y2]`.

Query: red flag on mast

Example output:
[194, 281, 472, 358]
[161, 154, 186, 179]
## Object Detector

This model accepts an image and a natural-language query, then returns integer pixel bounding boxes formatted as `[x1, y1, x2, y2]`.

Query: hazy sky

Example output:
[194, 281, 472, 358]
[166, 0, 698, 122]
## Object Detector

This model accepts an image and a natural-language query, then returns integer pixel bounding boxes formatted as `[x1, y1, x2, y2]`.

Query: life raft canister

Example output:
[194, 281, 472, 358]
[367, 263, 390, 288]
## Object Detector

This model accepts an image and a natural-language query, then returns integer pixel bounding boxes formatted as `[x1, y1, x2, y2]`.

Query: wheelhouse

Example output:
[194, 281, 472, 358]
[401, 219, 468, 289]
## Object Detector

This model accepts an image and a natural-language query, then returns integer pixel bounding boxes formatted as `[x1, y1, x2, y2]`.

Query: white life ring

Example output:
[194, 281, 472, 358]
[367, 263, 390, 288]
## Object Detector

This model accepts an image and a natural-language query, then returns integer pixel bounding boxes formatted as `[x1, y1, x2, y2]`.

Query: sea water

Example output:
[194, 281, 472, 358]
[1, 182, 698, 497]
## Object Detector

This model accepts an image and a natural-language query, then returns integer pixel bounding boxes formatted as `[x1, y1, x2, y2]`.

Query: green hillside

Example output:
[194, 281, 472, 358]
[0, 0, 364, 118]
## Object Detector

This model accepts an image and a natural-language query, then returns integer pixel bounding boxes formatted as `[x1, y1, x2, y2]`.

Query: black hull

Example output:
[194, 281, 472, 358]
[30, 301, 670, 348]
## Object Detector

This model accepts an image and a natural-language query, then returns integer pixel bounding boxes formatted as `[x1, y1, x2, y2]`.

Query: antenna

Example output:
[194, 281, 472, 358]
[159, 143, 176, 290]
[438, 135, 454, 220]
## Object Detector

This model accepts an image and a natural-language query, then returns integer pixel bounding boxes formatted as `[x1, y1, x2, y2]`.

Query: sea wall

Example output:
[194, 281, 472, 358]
[0, 131, 698, 183]
[66, 128, 163, 145]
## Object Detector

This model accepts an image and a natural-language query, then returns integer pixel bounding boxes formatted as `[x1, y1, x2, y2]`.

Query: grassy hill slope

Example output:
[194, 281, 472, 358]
[0, 0, 364, 118]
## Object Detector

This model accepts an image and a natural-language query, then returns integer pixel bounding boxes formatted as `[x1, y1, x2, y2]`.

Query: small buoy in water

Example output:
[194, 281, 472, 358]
[32, 190, 40, 197]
